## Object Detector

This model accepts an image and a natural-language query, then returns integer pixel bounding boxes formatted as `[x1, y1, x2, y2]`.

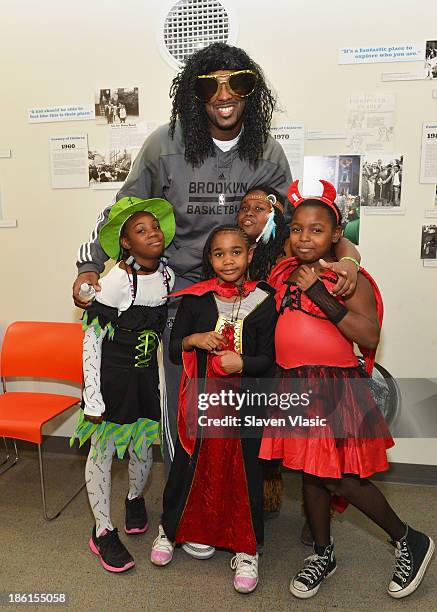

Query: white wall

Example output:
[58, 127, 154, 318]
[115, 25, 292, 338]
[0, 0, 436, 463]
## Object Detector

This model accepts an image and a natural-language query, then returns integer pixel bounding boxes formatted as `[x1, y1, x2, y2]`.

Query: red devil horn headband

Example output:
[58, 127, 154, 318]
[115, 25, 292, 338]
[287, 179, 303, 204]
[287, 179, 340, 224]
[319, 179, 337, 203]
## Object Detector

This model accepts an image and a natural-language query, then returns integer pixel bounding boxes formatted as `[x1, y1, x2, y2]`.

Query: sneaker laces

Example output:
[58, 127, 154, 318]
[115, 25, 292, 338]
[230, 553, 258, 578]
[296, 550, 330, 583]
[152, 525, 174, 553]
[392, 541, 411, 582]
[103, 528, 127, 554]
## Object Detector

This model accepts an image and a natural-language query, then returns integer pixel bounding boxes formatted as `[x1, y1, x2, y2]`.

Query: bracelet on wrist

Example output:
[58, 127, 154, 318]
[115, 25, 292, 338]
[339, 256, 360, 270]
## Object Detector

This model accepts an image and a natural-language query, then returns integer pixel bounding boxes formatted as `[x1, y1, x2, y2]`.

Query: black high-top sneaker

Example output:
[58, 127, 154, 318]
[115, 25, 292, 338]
[124, 496, 148, 534]
[388, 525, 434, 598]
[290, 541, 337, 599]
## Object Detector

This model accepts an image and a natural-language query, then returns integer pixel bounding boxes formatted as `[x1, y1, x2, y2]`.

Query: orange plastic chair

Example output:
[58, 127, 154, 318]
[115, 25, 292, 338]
[0, 321, 85, 519]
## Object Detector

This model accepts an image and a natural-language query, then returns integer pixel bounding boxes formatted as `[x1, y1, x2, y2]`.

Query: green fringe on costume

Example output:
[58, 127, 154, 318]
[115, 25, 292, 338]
[70, 410, 159, 460]
[82, 310, 114, 340]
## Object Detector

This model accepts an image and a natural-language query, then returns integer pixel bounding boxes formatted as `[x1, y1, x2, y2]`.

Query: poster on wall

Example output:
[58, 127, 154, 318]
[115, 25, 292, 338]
[303, 155, 361, 244]
[424, 186, 437, 218]
[89, 149, 132, 189]
[49, 135, 89, 189]
[346, 94, 395, 154]
[28, 104, 95, 123]
[420, 123, 437, 183]
[94, 87, 139, 125]
[109, 121, 157, 150]
[270, 123, 305, 181]
[338, 43, 425, 65]
[361, 154, 403, 211]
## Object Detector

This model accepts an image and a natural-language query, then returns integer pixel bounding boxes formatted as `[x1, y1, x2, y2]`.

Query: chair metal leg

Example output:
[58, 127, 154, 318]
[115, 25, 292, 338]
[38, 444, 86, 521]
[0, 437, 10, 466]
[0, 379, 18, 473]
[0, 437, 18, 474]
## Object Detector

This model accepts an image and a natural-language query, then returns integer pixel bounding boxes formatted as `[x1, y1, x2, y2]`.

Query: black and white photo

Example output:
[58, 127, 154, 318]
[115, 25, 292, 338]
[425, 41, 437, 80]
[88, 149, 132, 188]
[421, 225, 437, 259]
[94, 88, 139, 125]
[361, 154, 403, 207]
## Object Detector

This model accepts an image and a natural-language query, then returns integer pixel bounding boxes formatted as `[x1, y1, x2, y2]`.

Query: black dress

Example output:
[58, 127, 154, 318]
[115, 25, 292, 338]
[84, 300, 167, 424]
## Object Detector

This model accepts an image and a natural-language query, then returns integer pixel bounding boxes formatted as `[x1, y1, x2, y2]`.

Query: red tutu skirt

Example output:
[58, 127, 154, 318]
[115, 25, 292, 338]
[259, 365, 394, 479]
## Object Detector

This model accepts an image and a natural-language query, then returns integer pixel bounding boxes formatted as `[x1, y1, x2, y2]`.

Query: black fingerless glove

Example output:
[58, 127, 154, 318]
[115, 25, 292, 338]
[280, 283, 293, 314]
[305, 279, 348, 323]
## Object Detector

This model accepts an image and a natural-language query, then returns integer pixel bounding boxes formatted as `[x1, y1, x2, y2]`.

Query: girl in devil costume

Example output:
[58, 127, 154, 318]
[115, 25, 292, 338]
[237, 185, 361, 526]
[150, 224, 277, 594]
[260, 180, 434, 600]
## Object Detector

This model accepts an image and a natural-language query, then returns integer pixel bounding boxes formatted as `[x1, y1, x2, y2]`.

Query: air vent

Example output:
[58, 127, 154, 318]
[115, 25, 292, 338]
[157, 0, 238, 70]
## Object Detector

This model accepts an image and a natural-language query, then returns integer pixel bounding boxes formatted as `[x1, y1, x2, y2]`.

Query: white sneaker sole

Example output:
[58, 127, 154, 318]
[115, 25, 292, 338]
[182, 542, 215, 559]
[290, 565, 337, 599]
[388, 538, 435, 599]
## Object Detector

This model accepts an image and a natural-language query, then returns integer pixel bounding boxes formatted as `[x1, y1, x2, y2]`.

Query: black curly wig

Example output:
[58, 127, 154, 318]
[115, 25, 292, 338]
[169, 43, 276, 168]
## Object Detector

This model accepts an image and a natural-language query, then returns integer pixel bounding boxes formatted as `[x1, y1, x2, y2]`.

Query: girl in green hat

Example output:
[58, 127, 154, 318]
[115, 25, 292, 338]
[71, 197, 175, 573]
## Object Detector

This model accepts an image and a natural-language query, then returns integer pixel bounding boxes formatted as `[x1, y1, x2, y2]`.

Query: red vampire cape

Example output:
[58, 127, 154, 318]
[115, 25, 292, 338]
[170, 278, 262, 457]
[161, 279, 277, 553]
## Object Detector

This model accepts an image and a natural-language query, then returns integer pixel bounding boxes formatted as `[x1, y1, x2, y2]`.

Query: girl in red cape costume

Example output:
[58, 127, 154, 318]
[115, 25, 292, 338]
[260, 180, 434, 600]
[150, 225, 277, 594]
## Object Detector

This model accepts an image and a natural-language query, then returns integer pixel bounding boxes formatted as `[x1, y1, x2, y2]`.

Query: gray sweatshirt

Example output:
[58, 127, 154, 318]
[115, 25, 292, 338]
[77, 122, 292, 282]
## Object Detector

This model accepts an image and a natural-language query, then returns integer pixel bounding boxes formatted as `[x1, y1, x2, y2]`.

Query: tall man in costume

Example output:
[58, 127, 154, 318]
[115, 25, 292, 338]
[73, 42, 359, 469]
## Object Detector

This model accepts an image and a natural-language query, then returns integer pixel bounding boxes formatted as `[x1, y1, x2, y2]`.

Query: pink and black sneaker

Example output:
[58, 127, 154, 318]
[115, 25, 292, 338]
[124, 496, 148, 535]
[89, 527, 135, 573]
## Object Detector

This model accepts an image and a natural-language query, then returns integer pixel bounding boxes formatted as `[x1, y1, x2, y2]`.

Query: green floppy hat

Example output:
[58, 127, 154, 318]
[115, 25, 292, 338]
[99, 196, 175, 260]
